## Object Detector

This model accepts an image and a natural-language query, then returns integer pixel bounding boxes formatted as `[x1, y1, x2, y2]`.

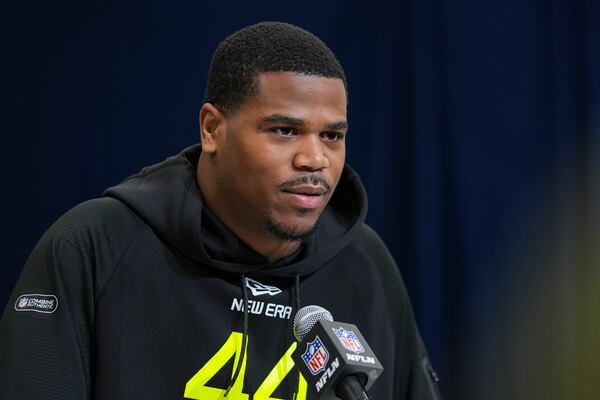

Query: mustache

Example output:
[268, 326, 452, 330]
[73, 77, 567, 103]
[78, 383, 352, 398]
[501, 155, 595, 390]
[277, 174, 332, 192]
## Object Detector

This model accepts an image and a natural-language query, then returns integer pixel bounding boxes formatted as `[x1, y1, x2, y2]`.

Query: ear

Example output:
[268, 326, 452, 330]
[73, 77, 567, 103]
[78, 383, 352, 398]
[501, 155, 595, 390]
[199, 103, 226, 154]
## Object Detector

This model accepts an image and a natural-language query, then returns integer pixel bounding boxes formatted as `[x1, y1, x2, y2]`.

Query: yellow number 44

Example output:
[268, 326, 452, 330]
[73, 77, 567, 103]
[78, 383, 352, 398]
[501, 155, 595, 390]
[184, 332, 307, 400]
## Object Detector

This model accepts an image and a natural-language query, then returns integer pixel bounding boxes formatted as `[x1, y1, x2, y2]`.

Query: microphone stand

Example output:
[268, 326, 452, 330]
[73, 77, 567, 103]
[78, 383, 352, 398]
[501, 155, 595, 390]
[334, 375, 370, 400]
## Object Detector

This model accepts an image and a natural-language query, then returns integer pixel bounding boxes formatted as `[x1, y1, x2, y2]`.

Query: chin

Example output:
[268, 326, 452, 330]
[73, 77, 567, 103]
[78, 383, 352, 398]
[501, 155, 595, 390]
[265, 217, 317, 242]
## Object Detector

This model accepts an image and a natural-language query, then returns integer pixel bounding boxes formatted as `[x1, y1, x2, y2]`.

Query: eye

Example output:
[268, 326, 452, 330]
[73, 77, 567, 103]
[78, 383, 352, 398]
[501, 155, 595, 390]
[272, 127, 297, 137]
[321, 131, 344, 142]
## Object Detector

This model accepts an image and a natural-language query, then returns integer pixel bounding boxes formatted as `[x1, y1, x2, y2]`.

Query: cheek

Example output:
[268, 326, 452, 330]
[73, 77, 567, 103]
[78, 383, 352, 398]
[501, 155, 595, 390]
[329, 150, 346, 181]
[224, 142, 288, 195]
[237, 140, 291, 176]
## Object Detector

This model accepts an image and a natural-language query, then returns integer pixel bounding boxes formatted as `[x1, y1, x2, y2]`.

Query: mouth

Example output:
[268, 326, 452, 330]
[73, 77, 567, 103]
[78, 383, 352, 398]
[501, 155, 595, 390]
[284, 185, 328, 196]
[282, 185, 328, 209]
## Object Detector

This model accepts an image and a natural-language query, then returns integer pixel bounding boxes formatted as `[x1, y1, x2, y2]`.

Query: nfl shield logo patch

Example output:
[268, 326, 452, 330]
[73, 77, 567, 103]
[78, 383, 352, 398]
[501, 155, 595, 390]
[18, 297, 29, 308]
[301, 336, 330, 375]
[333, 327, 365, 354]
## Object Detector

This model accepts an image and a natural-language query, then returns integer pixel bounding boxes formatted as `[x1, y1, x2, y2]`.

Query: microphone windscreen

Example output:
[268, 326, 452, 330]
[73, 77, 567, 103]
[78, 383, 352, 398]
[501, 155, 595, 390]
[293, 305, 334, 341]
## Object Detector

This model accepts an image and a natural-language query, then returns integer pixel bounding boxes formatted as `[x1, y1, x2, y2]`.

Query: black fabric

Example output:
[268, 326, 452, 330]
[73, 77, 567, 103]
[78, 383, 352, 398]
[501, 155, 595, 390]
[0, 146, 440, 400]
[0, 198, 148, 399]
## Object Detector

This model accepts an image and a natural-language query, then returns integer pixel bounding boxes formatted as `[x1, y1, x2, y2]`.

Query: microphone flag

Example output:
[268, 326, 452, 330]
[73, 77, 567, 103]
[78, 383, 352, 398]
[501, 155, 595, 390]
[292, 319, 384, 399]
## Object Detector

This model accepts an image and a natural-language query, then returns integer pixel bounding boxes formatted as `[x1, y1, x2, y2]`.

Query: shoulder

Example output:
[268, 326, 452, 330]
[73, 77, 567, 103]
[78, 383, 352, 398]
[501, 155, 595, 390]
[350, 223, 398, 270]
[346, 223, 410, 305]
[47, 197, 148, 245]
[42, 197, 151, 270]
[35, 198, 150, 295]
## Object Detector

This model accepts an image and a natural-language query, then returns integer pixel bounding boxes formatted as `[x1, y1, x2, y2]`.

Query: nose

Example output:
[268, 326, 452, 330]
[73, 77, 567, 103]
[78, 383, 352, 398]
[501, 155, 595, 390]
[292, 135, 330, 171]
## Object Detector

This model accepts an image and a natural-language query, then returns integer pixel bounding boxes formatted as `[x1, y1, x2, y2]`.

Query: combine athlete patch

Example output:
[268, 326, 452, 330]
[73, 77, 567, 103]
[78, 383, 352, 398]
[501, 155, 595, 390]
[14, 294, 58, 314]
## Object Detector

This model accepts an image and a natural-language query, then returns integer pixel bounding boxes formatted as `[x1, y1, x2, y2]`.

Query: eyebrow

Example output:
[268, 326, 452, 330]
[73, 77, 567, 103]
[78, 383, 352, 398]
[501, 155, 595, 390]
[326, 121, 349, 131]
[262, 114, 348, 131]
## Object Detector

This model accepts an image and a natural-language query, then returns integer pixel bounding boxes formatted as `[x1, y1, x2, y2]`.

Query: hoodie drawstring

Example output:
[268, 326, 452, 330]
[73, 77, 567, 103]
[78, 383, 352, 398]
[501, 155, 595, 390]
[292, 273, 301, 400]
[294, 274, 301, 312]
[226, 274, 302, 399]
[225, 274, 249, 397]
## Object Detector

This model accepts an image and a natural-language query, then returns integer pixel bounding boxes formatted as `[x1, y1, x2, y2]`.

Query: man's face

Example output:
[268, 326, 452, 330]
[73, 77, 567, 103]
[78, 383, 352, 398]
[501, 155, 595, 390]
[210, 72, 347, 242]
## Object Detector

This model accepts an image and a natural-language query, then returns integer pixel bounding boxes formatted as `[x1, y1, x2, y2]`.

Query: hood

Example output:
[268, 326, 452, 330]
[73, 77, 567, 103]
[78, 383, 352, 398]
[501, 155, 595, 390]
[103, 144, 368, 279]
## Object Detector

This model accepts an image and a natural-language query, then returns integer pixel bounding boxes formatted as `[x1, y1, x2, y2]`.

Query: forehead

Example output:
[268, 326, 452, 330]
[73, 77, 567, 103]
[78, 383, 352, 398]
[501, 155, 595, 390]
[237, 72, 348, 120]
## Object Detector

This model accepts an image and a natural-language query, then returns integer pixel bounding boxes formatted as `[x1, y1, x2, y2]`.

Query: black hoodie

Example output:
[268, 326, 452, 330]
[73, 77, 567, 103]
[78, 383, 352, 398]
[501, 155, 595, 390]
[0, 145, 441, 400]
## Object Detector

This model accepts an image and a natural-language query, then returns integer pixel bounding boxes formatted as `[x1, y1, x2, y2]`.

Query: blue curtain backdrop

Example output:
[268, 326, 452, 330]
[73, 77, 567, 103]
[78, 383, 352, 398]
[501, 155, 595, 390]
[1, 1, 599, 399]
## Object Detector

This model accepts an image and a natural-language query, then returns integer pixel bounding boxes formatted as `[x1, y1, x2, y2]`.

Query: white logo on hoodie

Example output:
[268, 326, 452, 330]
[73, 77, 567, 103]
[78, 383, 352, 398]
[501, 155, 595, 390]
[246, 278, 282, 296]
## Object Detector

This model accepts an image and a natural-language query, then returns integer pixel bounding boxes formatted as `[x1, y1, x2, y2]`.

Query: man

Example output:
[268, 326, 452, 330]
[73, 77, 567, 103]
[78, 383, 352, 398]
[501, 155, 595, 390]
[0, 22, 441, 399]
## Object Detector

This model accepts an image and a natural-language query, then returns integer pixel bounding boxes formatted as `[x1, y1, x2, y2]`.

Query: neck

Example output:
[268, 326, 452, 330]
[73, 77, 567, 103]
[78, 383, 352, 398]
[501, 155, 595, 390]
[248, 239, 301, 264]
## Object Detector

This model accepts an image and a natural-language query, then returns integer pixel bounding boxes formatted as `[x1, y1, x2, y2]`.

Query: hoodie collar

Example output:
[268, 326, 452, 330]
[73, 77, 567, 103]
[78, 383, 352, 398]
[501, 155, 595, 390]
[104, 144, 367, 278]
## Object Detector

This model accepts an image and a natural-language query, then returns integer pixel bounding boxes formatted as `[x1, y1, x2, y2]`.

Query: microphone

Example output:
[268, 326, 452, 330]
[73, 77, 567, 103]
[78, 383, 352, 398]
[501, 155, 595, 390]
[292, 305, 384, 400]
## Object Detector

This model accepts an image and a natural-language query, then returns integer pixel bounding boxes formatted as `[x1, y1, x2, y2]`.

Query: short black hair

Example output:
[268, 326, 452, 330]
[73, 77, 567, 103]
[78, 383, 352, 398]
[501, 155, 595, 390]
[204, 21, 347, 115]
